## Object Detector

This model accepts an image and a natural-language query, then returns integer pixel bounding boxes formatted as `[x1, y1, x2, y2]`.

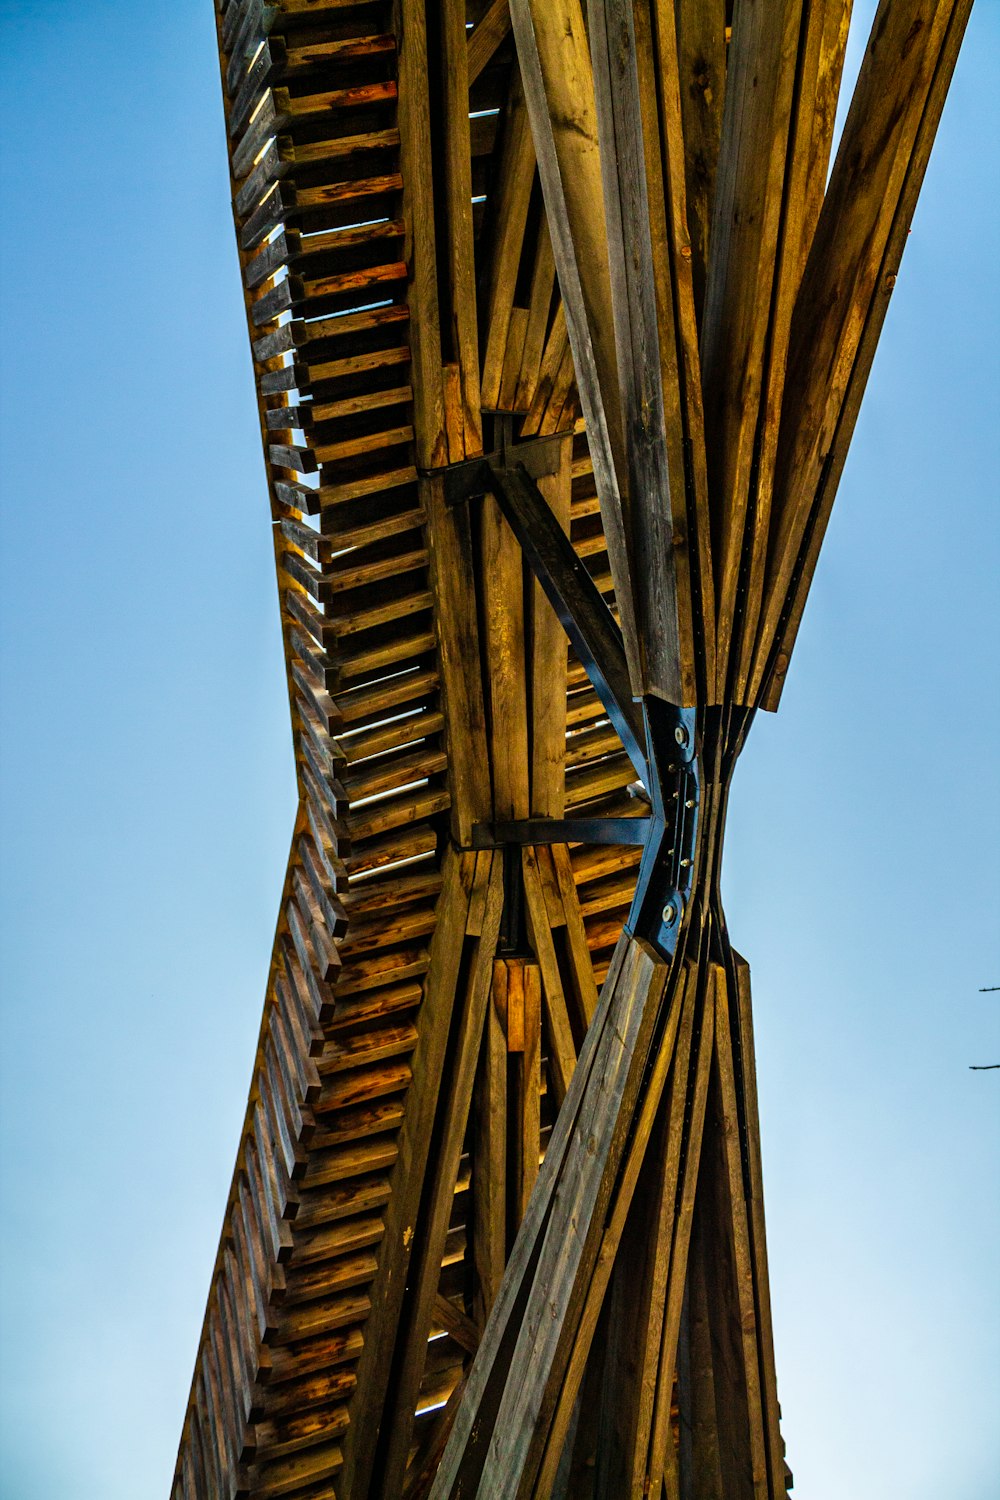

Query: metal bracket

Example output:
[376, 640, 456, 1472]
[434, 418, 700, 962]
[624, 699, 699, 961]
[471, 704, 698, 963]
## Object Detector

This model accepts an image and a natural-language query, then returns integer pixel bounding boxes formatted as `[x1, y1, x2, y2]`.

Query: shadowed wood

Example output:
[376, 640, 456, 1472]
[174, 3, 972, 1493]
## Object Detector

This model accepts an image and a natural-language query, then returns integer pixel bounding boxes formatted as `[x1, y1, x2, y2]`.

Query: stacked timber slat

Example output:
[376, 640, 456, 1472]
[175, 3, 643, 1497]
[177, 0, 970, 1494]
[174, 3, 445, 1495]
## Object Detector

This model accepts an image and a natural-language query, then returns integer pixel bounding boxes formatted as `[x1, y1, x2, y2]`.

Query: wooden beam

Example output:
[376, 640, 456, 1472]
[673, 0, 727, 329]
[481, 459, 647, 780]
[422, 475, 492, 847]
[440, 0, 483, 455]
[480, 67, 536, 410]
[732, 0, 853, 702]
[753, 0, 972, 706]
[645, 961, 716, 1490]
[430, 936, 636, 1495]
[337, 850, 477, 1496]
[730, 952, 787, 1496]
[468, 0, 512, 87]
[509, 0, 645, 695]
[432, 935, 672, 1499]
[522, 846, 577, 1109]
[393, 0, 446, 468]
[372, 854, 505, 1500]
[535, 960, 695, 1496]
[530, 441, 571, 816]
[632, 0, 716, 703]
[481, 488, 531, 819]
[699, 0, 804, 703]
[510, 958, 542, 1224]
[589, 0, 686, 705]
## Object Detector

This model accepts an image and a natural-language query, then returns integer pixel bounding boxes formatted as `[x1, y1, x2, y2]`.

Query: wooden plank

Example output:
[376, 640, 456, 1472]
[732, 953, 787, 1497]
[474, 946, 509, 1327]
[477, 938, 670, 1498]
[732, 0, 853, 702]
[550, 844, 600, 1028]
[699, 0, 804, 703]
[480, 68, 536, 410]
[634, 0, 719, 699]
[499, 306, 529, 412]
[393, 0, 446, 467]
[681, 1188, 726, 1499]
[431, 936, 635, 1494]
[521, 847, 576, 1109]
[707, 964, 770, 1499]
[534, 960, 691, 1497]
[512, 960, 542, 1224]
[514, 220, 554, 411]
[530, 440, 571, 817]
[509, 0, 643, 694]
[586, 962, 696, 1499]
[646, 965, 716, 1489]
[520, 303, 566, 438]
[480, 490, 530, 820]
[337, 850, 475, 1496]
[421, 475, 492, 845]
[673, 0, 727, 327]
[371, 853, 504, 1500]
[589, 0, 685, 704]
[435, 935, 670, 1499]
[441, 0, 483, 454]
[432, 1294, 481, 1357]
[754, 0, 971, 707]
[468, 0, 511, 86]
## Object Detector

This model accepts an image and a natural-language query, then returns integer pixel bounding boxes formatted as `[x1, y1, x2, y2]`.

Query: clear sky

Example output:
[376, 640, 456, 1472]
[0, 3, 997, 1497]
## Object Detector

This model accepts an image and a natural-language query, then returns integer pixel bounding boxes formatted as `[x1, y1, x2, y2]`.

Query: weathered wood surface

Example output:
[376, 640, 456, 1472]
[173, 0, 969, 1494]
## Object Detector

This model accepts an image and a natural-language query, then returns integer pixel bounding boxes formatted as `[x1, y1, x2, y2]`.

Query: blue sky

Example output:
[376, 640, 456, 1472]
[0, 3, 997, 1497]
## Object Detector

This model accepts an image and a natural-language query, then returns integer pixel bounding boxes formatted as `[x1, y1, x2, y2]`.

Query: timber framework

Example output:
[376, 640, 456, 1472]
[173, 1, 971, 1495]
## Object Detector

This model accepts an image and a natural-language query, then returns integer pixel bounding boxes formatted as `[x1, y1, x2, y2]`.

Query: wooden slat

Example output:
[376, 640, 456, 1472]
[337, 851, 476, 1495]
[479, 67, 536, 409]
[434, 935, 669, 1498]
[731, 0, 854, 701]
[468, 0, 511, 86]
[372, 854, 505, 1499]
[699, 0, 804, 702]
[440, 0, 483, 454]
[480, 490, 529, 820]
[509, 0, 644, 693]
[753, 0, 972, 706]
[393, 0, 446, 467]
[422, 475, 492, 845]
[589, 0, 685, 704]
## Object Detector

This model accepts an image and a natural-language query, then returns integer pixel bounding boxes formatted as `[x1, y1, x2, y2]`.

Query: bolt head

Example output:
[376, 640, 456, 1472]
[685, 799, 696, 809]
[661, 903, 677, 926]
[674, 724, 689, 747]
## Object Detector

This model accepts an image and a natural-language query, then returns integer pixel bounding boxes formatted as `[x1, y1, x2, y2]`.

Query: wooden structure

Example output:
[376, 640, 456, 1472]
[173, 1, 970, 1495]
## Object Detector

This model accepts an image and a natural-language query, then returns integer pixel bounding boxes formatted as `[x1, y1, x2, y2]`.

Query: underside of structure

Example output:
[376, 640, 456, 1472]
[173, 1, 969, 1495]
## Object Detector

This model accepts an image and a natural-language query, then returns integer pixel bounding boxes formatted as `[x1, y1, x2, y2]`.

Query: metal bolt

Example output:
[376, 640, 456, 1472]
[674, 724, 689, 747]
[661, 903, 677, 926]
[685, 799, 696, 809]
[679, 858, 692, 868]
